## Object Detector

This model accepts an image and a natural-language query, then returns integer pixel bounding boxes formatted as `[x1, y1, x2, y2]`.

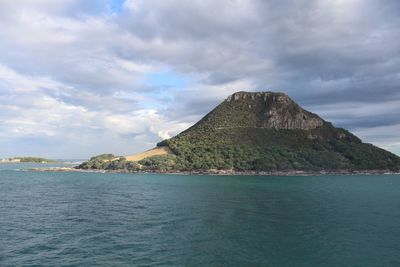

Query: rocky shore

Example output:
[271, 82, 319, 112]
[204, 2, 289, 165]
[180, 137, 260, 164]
[30, 166, 398, 176]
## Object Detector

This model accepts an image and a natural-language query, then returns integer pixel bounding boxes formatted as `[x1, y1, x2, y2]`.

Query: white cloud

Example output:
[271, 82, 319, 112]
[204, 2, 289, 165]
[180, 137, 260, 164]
[0, 64, 187, 158]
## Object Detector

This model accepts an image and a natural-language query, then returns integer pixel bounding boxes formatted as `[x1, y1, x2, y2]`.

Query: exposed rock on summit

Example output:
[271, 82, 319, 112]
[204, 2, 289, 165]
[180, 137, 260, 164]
[224, 92, 324, 130]
[184, 91, 327, 134]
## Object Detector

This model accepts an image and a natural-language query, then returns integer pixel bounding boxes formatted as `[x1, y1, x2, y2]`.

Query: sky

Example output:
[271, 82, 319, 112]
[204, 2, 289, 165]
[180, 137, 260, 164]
[0, 0, 399, 159]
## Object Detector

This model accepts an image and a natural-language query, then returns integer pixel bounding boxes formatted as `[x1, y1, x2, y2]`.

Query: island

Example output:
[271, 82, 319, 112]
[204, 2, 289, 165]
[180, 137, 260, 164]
[1, 157, 57, 163]
[72, 91, 400, 175]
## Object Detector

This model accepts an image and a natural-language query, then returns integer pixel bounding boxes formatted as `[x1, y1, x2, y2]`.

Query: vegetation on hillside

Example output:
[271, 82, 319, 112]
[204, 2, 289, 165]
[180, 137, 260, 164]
[157, 125, 400, 171]
[78, 154, 139, 171]
[77, 153, 176, 172]
[138, 154, 177, 171]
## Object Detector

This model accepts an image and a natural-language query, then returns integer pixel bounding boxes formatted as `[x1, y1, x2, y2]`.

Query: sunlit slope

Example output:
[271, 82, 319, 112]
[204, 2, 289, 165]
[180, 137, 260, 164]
[126, 147, 173, 162]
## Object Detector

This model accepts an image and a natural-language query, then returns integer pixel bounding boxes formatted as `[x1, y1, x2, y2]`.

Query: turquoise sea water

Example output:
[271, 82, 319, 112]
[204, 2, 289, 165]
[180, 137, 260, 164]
[1, 164, 400, 266]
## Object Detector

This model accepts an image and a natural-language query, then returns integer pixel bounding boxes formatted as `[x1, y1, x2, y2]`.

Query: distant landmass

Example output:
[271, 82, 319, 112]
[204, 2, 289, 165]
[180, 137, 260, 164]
[78, 91, 400, 174]
[1, 157, 57, 163]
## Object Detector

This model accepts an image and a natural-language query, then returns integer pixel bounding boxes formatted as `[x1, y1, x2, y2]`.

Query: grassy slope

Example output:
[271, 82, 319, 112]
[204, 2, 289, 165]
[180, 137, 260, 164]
[126, 147, 173, 161]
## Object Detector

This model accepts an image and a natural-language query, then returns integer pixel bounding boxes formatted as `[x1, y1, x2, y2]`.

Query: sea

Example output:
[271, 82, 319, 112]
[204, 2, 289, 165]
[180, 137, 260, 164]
[1, 163, 400, 266]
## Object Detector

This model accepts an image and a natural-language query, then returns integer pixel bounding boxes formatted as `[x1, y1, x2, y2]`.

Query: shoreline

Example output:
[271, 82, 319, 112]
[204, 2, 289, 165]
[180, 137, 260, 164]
[28, 166, 400, 176]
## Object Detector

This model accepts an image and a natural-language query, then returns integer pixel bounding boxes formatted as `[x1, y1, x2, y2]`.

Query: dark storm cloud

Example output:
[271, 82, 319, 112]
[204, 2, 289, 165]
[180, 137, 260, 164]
[115, 0, 400, 111]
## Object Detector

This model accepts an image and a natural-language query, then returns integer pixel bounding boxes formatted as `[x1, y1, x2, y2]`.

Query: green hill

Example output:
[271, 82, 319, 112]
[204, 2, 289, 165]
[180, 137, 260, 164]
[157, 92, 399, 172]
[79, 91, 400, 173]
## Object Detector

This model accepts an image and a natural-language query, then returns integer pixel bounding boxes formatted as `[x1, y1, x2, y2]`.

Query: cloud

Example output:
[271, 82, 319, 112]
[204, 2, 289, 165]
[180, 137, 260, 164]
[0, 0, 399, 157]
[0, 64, 187, 158]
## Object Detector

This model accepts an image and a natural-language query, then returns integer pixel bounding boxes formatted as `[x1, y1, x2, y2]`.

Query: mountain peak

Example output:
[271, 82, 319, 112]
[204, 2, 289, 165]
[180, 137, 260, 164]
[197, 91, 325, 130]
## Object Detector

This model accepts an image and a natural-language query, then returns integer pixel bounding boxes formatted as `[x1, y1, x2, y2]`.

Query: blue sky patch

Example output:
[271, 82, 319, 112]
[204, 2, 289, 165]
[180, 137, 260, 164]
[110, 0, 126, 13]
[145, 71, 189, 89]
